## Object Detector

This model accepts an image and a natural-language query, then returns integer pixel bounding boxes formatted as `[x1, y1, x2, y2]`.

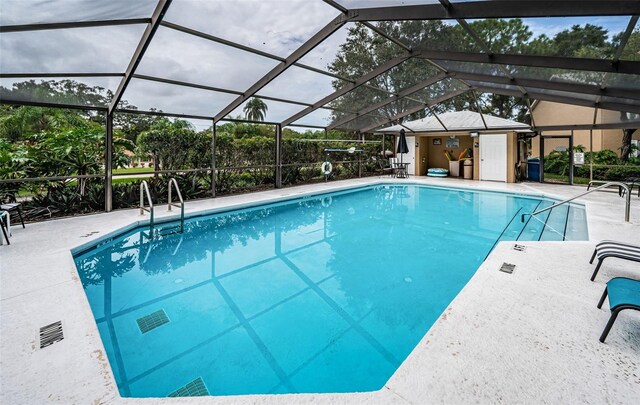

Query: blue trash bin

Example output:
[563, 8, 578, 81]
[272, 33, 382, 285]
[527, 158, 540, 181]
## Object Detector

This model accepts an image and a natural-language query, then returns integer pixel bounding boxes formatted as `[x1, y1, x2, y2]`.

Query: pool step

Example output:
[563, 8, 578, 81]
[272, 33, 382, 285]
[513, 201, 586, 242]
[516, 200, 553, 241]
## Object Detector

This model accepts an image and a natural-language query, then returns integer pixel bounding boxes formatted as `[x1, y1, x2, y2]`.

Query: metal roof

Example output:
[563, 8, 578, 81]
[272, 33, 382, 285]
[377, 110, 530, 133]
[1, 0, 640, 132]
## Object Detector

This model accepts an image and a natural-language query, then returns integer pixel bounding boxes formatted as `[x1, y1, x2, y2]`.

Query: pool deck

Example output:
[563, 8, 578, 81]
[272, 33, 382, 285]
[1, 177, 639, 404]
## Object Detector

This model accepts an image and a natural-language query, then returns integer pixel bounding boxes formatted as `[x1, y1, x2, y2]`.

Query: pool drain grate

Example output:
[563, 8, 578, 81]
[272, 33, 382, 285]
[136, 309, 170, 334]
[39, 321, 64, 349]
[499, 263, 516, 274]
[513, 244, 526, 252]
[168, 377, 209, 397]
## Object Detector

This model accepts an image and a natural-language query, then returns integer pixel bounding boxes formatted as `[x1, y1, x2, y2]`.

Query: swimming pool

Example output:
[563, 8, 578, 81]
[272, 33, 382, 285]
[73, 184, 588, 397]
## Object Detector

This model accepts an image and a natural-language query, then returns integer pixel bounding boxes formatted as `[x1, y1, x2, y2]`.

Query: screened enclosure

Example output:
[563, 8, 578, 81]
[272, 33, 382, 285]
[1, 0, 639, 219]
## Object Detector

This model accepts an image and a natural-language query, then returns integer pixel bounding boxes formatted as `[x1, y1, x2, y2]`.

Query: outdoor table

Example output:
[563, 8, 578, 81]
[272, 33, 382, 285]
[394, 162, 410, 178]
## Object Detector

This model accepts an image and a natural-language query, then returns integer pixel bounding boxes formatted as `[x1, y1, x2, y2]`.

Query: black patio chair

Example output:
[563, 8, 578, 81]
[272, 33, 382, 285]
[0, 192, 25, 229]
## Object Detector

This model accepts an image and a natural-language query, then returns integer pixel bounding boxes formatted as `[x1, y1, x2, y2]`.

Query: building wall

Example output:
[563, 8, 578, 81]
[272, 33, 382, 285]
[413, 130, 517, 182]
[531, 101, 640, 156]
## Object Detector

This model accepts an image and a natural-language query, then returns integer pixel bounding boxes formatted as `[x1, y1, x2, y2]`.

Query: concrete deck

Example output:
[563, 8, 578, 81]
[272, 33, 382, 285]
[1, 177, 639, 404]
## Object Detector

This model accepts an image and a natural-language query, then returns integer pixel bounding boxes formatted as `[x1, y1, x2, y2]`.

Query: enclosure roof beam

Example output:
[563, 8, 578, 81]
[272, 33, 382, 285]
[346, 1, 640, 21]
[161, 22, 356, 85]
[327, 73, 447, 130]
[594, 16, 639, 106]
[0, 18, 150, 33]
[212, 15, 348, 123]
[473, 85, 640, 115]
[415, 49, 640, 75]
[535, 122, 640, 131]
[428, 105, 448, 131]
[359, 88, 470, 133]
[0, 98, 107, 111]
[281, 55, 411, 127]
[131, 74, 327, 108]
[0, 73, 124, 78]
[108, 0, 173, 115]
[446, 70, 640, 101]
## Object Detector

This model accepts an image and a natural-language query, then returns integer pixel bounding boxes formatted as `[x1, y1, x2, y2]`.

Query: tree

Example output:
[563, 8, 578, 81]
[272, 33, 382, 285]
[327, 20, 534, 127]
[616, 28, 640, 161]
[137, 119, 211, 172]
[243, 97, 268, 121]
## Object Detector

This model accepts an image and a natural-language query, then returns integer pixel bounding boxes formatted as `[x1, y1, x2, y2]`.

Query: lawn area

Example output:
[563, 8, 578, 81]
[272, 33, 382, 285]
[113, 167, 155, 174]
[543, 173, 591, 185]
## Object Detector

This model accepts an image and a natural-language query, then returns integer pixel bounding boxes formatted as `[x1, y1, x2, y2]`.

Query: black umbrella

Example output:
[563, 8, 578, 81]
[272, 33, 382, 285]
[397, 128, 409, 165]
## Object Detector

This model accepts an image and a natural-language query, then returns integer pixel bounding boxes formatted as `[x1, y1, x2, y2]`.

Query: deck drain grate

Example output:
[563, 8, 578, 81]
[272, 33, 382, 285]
[39, 321, 64, 349]
[513, 244, 527, 252]
[136, 309, 169, 334]
[168, 377, 209, 397]
[499, 263, 516, 274]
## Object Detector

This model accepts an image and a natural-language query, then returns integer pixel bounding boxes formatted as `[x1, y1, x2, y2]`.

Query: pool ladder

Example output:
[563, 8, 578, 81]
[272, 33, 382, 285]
[139, 178, 185, 238]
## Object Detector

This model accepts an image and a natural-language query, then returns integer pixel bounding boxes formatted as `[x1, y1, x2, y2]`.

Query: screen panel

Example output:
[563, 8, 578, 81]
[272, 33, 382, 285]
[0, 0, 156, 25]
[256, 66, 348, 105]
[164, 0, 341, 58]
[297, 22, 406, 80]
[226, 98, 306, 122]
[290, 108, 334, 128]
[119, 78, 238, 117]
[136, 26, 281, 92]
[0, 76, 121, 108]
[0, 25, 147, 74]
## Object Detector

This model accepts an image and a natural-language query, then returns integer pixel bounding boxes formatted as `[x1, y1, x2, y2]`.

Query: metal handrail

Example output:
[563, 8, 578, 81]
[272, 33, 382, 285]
[139, 180, 154, 233]
[521, 181, 631, 223]
[168, 178, 185, 233]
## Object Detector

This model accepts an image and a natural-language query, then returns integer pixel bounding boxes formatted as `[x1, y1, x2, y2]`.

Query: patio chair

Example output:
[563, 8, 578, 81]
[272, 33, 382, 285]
[596, 277, 640, 342]
[376, 157, 395, 177]
[589, 240, 640, 281]
[0, 193, 25, 229]
[0, 211, 10, 245]
[389, 158, 397, 177]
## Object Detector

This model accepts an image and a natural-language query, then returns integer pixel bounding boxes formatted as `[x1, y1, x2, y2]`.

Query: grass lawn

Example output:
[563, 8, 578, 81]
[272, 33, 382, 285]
[543, 173, 591, 185]
[112, 177, 148, 185]
[113, 167, 155, 174]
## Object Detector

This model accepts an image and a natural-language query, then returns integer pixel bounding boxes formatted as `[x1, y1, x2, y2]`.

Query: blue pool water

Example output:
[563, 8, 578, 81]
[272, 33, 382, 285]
[73, 185, 587, 397]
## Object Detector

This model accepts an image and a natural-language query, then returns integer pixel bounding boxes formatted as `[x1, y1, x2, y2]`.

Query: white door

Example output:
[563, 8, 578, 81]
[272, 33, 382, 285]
[480, 134, 507, 182]
[396, 136, 416, 175]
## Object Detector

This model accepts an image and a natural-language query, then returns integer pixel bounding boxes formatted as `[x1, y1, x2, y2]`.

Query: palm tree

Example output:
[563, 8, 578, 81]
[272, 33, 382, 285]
[243, 97, 268, 121]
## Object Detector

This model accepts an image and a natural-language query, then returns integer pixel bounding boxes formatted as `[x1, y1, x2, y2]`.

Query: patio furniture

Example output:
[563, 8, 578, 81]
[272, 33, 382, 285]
[0, 210, 10, 245]
[596, 277, 640, 342]
[393, 162, 410, 178]
[621, 177, 640, 197]
[589, 240, 640, 281]
[0, 193, 25, 229]
[377, 157, 395, 177]
[389, 158, 398, 177]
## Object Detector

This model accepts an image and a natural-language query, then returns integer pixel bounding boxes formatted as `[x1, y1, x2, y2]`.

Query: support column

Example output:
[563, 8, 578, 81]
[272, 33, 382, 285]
[569, 130, 574, 185]
[358, 133, 363, 178]
[105, 113, 113, 212]
[589, 129, 593, 182]
[275, 124, 282, 188]
[539, 131, 545, 183]
[211, 122, 217, 197]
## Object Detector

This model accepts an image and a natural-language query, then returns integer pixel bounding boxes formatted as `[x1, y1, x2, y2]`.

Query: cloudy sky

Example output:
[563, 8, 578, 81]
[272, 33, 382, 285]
[0, 0, 635, 130]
